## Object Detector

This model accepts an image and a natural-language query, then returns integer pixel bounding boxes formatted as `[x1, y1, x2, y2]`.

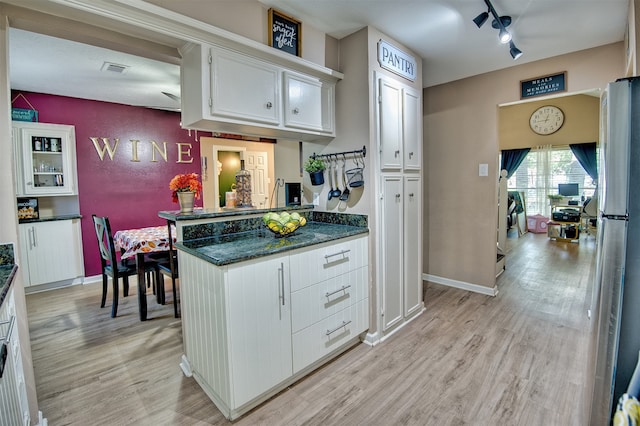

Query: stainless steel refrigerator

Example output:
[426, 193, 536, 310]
[588, 77, 640, 424]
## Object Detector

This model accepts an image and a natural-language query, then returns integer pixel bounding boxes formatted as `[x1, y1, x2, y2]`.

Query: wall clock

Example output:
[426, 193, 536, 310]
[529, 105, 564, 135]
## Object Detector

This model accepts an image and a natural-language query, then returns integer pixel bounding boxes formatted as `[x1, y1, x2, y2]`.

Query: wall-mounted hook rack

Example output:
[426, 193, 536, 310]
[311, 145, 366, 161]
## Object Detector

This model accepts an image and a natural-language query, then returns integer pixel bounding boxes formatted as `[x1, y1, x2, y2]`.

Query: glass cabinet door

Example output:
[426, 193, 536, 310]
[14, 122, 77, 196]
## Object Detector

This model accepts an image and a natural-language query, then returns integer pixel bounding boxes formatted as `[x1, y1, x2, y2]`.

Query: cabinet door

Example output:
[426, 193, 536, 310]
[378, 77, 403, 170]
[226, 255, 292, 407]
[403, 88, 422, 171]
[14, 122, 77, 196]
[20, 220, 84, 286]
[283, 71, 323, 131]
[381, 175, 403, 330]
[403, 176, 423, 317]
[211, 48, 281, 125]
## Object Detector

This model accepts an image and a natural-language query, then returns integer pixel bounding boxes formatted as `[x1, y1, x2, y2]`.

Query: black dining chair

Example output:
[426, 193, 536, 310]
[157, 220, 180, 318]
[92, 214, 157, 318]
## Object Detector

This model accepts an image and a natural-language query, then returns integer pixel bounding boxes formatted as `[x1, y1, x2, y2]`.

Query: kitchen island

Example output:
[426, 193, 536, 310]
[171, 210, 369, 420]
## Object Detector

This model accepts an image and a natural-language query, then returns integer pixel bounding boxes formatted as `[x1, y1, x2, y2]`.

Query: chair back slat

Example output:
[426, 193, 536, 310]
[92, 215, 118, 266]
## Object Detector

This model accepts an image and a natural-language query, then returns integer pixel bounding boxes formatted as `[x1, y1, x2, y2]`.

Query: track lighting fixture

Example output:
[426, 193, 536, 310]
[473, 0, 522, 59]
[473, 10, 489, 28]
[509, 41, 523, 60]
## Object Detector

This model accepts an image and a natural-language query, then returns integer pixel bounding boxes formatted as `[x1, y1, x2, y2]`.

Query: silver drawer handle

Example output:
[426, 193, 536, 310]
[325, 285, 351, 298]
[324, 249, 351, 261]
[409, 151, 414, 158]
[326, 320, 351, 336]
[0, 316, 16, 343]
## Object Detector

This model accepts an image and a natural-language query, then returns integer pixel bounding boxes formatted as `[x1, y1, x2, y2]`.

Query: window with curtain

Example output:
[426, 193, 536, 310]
[506, 145, 598, 216]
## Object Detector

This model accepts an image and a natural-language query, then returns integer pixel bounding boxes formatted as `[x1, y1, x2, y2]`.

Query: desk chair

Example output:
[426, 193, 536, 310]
[583, 194, 598, 236]
[157, 220, 180, 318]
[92, 215, 157, 318]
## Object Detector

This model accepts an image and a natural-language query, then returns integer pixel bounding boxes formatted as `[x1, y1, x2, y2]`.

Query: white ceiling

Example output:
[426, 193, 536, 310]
[8, 0, 630, 110]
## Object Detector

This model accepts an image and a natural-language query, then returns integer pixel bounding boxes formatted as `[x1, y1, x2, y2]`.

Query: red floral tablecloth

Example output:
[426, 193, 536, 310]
[114, 225, 176, 259]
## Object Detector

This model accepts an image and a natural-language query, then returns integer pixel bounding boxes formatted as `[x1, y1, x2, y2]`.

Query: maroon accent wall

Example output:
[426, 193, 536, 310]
[12, 91, 206, 276]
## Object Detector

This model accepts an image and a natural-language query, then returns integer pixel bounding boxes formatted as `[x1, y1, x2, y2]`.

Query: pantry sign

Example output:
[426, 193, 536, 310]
[378, 40, 416, 82]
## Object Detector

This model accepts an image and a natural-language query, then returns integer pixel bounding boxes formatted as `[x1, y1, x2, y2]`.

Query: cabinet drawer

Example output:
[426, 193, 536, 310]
[289, 235, 368, 292]
[292, 298, 368, 373]
[291, 266, 367, 333]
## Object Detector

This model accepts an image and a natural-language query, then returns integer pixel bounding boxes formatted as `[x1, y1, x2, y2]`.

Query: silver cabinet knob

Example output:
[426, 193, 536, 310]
[293, 108, 299, 114]
[266, 101, 273, 109]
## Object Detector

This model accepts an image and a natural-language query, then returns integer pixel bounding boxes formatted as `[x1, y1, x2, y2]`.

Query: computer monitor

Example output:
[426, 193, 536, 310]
[558, 183, 579, 197]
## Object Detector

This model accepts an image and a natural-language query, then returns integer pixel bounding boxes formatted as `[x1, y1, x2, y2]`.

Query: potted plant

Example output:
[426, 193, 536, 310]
[304, 157, 326, 185]
[169, 173, 203, 213]
[548, 193, 564, 207]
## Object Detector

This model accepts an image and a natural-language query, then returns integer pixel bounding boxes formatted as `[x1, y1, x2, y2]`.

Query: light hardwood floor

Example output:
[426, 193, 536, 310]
[26, 231, 596, 425]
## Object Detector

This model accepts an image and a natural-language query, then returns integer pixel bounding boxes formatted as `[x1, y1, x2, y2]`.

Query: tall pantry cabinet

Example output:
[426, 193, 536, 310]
[376, 73, 424, 334]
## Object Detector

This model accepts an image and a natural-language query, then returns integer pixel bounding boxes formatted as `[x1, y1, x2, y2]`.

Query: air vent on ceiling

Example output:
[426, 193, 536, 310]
[101, 62, 129, 74]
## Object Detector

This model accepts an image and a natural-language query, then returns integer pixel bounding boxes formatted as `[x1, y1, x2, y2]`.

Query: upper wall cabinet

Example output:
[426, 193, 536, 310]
[377, 76, 422, 171]
[181, 44, 339, 141]
[13, 122, 78, 197]
[211, 48, 281, 125]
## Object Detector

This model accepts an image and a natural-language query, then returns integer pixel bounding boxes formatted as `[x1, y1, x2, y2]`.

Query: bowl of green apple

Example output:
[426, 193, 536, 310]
[262, 211, 307, 237]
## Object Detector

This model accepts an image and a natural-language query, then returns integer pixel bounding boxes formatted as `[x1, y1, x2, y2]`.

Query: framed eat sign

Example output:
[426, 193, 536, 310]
[268, 8, 301, 57]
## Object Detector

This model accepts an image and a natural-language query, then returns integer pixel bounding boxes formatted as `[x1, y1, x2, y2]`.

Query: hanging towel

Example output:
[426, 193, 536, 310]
[614, 394, 640, 426]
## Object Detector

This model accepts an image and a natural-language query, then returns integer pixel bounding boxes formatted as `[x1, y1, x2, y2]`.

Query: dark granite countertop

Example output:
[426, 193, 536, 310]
[176, 221, 368, 266]
[159, 205, 314, 222]
[19, 213, 82, 224]
[0, 265, 18, 309]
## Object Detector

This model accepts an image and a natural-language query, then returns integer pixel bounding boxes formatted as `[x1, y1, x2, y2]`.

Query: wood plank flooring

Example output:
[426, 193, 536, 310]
[26, 231, 596, 425]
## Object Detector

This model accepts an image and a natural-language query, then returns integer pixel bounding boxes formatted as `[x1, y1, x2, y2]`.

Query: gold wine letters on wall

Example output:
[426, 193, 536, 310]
[90, 137, 194, 163]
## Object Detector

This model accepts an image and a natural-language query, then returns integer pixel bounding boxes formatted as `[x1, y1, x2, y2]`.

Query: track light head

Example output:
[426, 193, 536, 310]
[491, 16, 512, 29]
[473, 11, 489, 28]
[499, 28, 512, 44]
[509, 41, 523, 60]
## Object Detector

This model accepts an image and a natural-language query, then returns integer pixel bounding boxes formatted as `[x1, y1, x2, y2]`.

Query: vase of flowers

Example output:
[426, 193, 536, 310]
[169, 173, 202, 213]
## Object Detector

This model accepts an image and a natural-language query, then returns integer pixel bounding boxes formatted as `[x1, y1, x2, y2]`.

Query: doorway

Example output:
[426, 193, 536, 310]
[211, 145, 270, 209]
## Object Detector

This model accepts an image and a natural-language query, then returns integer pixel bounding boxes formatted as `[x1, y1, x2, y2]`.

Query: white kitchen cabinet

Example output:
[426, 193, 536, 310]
[18, 219, 84, 287]
[378, 78, 403, 170]
[211, 47, 281, 125]
[226, 256, 292, 407]
[403, 87, 422, 170]
[403, 176, 423, 317]
[380, 176, 404, 330]
[283, 71, 335, 133]
[178, 234, 368, 420]
[380, 175, 423, 331]
[377, 76, 422, 171]
[13, 122, 77, 196]
[181, 43, 339, 141]
[289, 236, 369, 372]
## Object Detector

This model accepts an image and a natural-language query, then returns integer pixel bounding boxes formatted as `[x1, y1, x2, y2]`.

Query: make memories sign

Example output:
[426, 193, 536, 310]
[378, 40, 417, 82]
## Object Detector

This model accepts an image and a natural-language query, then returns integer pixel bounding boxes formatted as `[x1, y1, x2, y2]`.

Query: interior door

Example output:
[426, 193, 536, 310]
[244, 151, 269, 208]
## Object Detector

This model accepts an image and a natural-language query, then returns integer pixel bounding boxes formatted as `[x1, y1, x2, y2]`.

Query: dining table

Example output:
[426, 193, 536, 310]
[113, 224, 176, 321]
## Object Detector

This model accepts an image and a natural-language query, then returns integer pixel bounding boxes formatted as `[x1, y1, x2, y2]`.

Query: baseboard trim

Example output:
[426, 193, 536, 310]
[35, 410, 48, 426]
[180, 354, 193, 377]
[83, 275, 102, 285]
[364, 305, 426, 346]
[423, 273, 498, 297]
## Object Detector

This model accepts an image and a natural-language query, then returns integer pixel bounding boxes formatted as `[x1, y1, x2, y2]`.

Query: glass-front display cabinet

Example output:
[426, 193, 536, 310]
[13, 122, 77, 196]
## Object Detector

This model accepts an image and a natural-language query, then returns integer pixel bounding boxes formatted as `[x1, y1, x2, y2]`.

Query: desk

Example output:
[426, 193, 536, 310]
[114, 225, 175, 321]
